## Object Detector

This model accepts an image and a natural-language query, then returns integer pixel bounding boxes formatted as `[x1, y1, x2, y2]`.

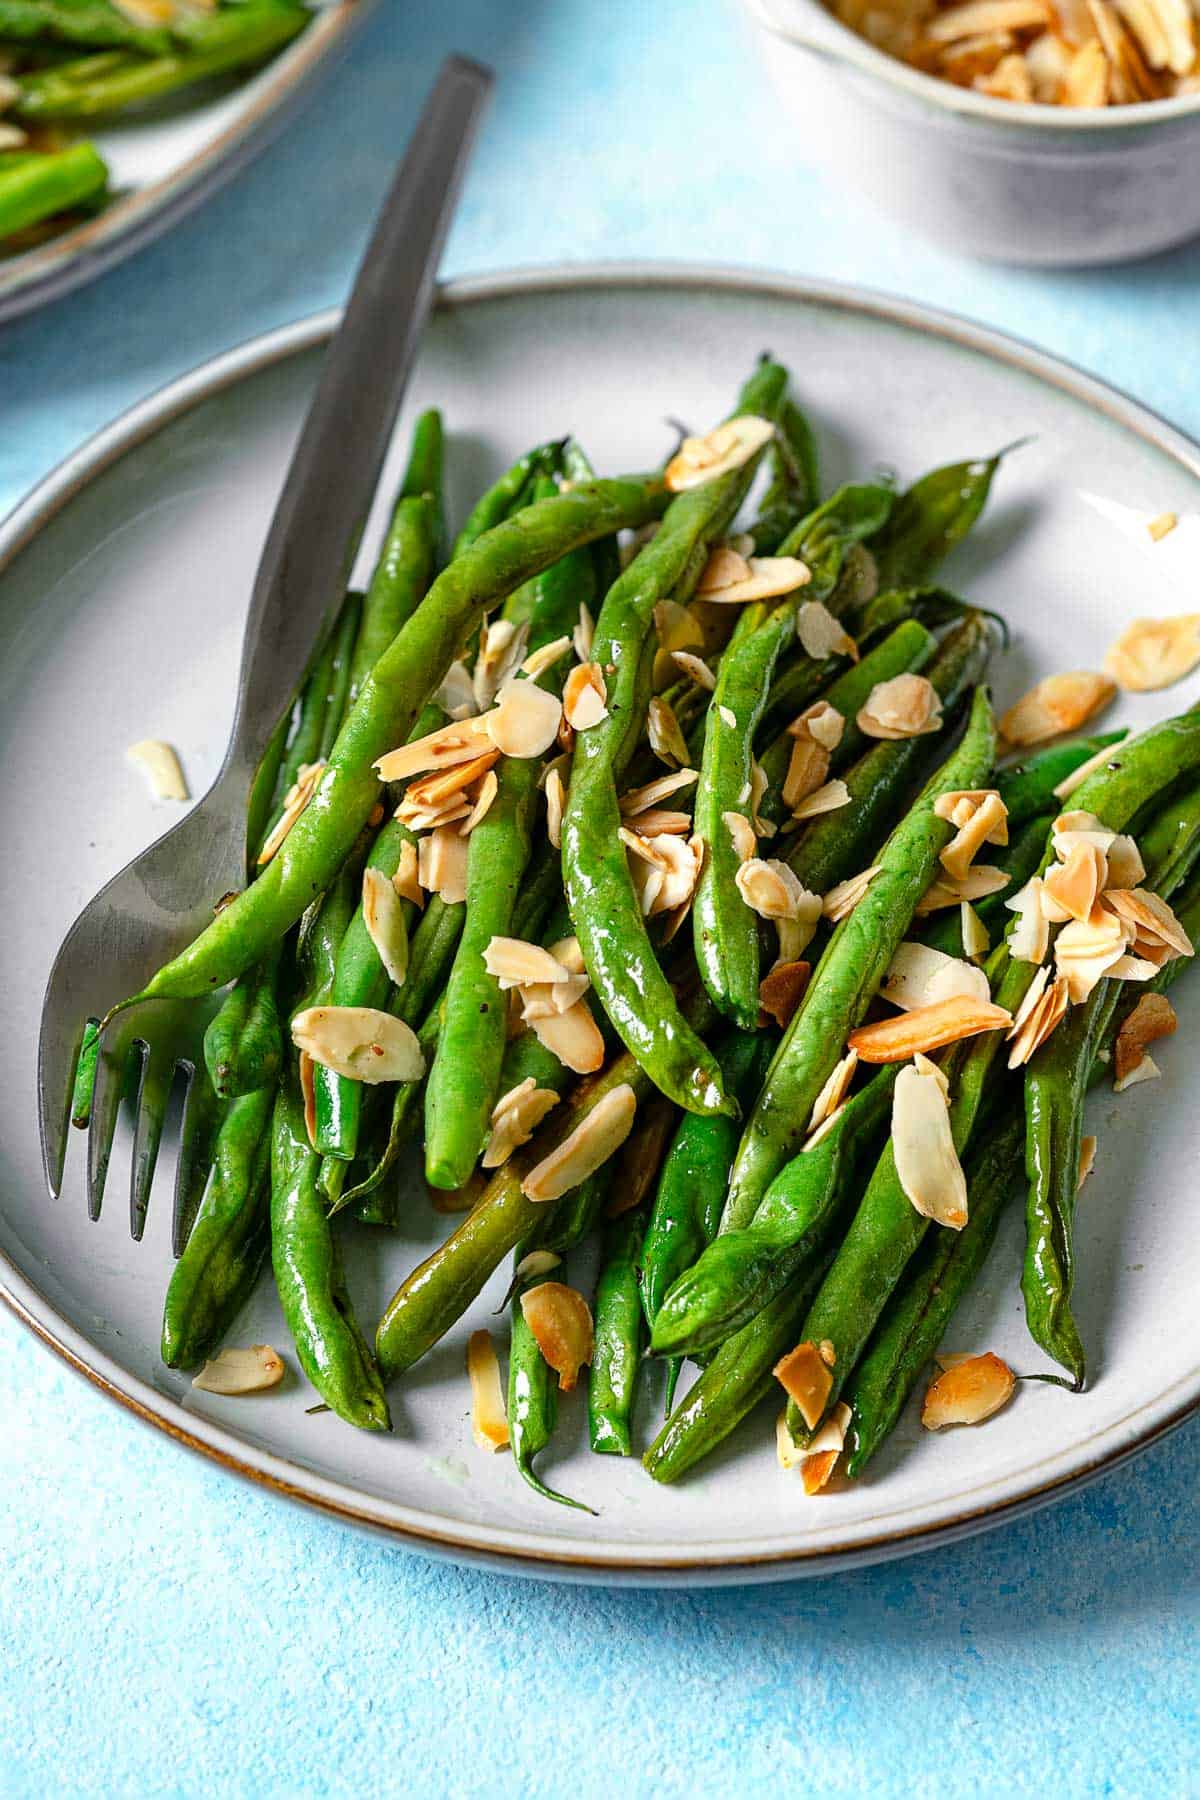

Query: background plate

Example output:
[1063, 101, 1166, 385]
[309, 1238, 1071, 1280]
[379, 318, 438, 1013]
[2, 266, 1199, 1584]
[0, 0, 371, 325]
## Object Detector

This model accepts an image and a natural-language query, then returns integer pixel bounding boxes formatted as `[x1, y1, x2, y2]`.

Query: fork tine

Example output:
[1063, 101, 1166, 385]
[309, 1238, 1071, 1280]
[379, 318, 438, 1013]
[172, 1060, 221, 1257]
[88, 1020, 139, 1223]
[129, 1035, 177, 1243]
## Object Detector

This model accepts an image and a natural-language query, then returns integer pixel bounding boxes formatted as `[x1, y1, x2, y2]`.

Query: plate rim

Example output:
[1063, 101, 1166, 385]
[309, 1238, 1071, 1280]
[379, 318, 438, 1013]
[3, 260, 1199, 1584]
[0, 0, 374, 327]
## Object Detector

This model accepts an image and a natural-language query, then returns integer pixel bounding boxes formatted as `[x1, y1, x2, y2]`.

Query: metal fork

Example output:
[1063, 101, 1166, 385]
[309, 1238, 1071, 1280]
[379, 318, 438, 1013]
[37, 55, 493, 1237]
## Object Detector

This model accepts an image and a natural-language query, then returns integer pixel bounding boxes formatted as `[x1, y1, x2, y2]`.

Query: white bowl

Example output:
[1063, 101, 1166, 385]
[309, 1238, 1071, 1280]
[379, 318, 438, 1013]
[740, 0, 1200, 264]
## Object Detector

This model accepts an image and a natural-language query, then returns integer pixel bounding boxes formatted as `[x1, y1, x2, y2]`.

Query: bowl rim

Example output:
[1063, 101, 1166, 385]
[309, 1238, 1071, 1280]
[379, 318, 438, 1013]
[744, 0, 1200, 134]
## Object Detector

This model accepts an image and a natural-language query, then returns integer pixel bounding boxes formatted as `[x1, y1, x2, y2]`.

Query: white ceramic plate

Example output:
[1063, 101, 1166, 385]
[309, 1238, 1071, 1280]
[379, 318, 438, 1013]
[3, 266, 1199, 1586]
[0, 0, 370, 325]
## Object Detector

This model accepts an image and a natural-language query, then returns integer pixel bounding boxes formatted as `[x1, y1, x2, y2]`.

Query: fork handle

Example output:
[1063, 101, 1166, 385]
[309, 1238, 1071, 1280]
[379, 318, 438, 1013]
[223, 54, 493, 799]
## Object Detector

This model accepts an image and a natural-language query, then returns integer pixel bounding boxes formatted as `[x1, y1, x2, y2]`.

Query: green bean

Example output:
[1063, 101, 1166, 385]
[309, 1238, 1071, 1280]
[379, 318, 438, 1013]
[643, 1257, 830, 1484]
[0, 138, 106, 238]
[507, 1266, 591, 1509]
[0, 0, 171, 53]
[562, 364, 785, 1115]
[136, 473, 668, 1005]
[270, 1078, 390, 1431]
[161, 1085, 274, 1370]
[69, 1018, 100, 1129]
[348, 475, 439, 704]
[652, 1066, 896, 1358]
[317, 594, 363, 761]
[997, 732, 1127, 829]
[202, 948, 283, 1100]
[724, 683, 997, 1233]
[589, 1208, 647, 1455]
[919, 812, 1050, 958]
[452, 440, 563, 557]
[870, 449, 1009, 591]
[692, 483, 894, 1025]
[751, 397, 822, 554]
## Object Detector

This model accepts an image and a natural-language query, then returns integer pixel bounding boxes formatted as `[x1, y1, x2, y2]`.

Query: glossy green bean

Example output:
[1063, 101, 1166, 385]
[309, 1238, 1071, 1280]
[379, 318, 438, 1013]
[997, 732, 1127, 829]
[870, 449, 1008, 592]
[202, 948, 283, 1100]
[589, 1208, 648, 1455]
[507, 1266, 591, 1509]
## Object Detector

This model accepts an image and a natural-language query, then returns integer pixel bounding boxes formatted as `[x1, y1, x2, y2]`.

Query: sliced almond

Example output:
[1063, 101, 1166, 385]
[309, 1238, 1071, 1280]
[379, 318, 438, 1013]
[822, 864, 882, 923]
[192, 1344, 285, 1395]
[916, 865, 1010, 914]
[572, 601, 594, 664]
[1105, 886, 1195, 959]
[1044, 839, 1107, 924]
[792, 701, 845, 753]
[1007, 967, 1071, 1068]
[482, 679, 562, 759]
[484, 936, 573, 989]
[1053, 902, 1131, 1003]
[519, 974, 591, 1019]
[790, 779, 851, 822]
[1114, 1052, 1162, 1092]
[564, 661, 609, 732]
[724, 810, 757, 864]
[922, 1352, 1015, 1428]
[516, 1249, 562, 1282]
[857, 673, 943, 740]
[461, 770, 499, 834]
[619, 767, 699, 815]
[694, 545, 751, 595]
[736, 857, 807, 921]
[926, 0, 1051, 40]
[1104, 834, 1146, 889]
[528, 1002, 606, 1076]
[483, 1082, 561, 1168]
[759, 959, 810, 1030]
[782, 736, 831, 812]
[801, 1403, 853, 1494]
[695, 554, 812, 605]
[630, 807, 691, 836]
[664, 415, 775, 492]
[522, 635, 572, 680]
[880, 942, 992, 1012]
[939, 792, 1009, 883]
[808, 1049, 859, 1134]
[849, 995, 1012, 1063]
[544, 766, 565, 849]
[647, 695, 691, 766]
[291, 1007, 425, 1085]
[1114, 992, 1177, 1084]
[519, 1282, 594, 1391]
[797, 600, 858, 663]
[1062, 36, 1110, 104]
[473, 618, 529, 712]
[126, 738, 189, 802]
[417, 824, 470, 905]
[362, 866, 409, 987]
[522, 1083, 637, 1203]
[773, 1341, 833, 1430]
[393, 839, 422, 908]
[256, 761, 324, 865]
[375, 715, 491, 783]
[1005, 876, 1051, 965]
[1147, 511, 1179, 541]
[1078, 1135, 1098, 1190]
[467, 1329, 509, 1451]
[435, 659, 477, 721]
[999, 672, 1116, 747]
[1052, 737, 1127, 802]
[893, 1059, 969, 1230]
[672, 650, 716, 691]
[962, 902, 990, 961]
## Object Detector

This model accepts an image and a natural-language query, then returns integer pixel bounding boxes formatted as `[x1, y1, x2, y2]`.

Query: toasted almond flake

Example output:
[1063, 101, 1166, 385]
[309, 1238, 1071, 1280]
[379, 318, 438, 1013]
[483, 1082, 561, 1168]
[1007, 968, 1071, 1068]
[962, 902, 990, 961]
[850, 995, 1012, 1063]
[418, 824, 470, 905]
[375, 715, 491, 783]
[940, 792, 1009, 882]
[1147, 511, 1179, 541]
[462, 771, 499, 831]
[790, 778, 851, 822]
[291, 1006, 425, 1085]
[749, 760, 775, 839]
[519, 974, 591, 1019]
[393, 840, 423, 908]
[797, 600, 858, 663]
[893, 1060, 968, 1230]
[782, 736, 831, 812]
[652, 602, 706, 675]
[1105, 614, 1200, 692]
[1106, 887, 1193, 958]
[857, 673, 943, 741]
[922, 1352, 1015, 1428]
[619, 768, 699, 816]
[473, 618, 528, 711]
[647, 831, 703, 915]
[975, 47, 1034, 95]
[485, 679, 564, 759]
[517, 1250, 562, 1282]
[665, 415, 775, 492]
[822, 865, 882, 923]
[774, 1341, 833, 1430]
[916, 865, 1009, 914]
[758, 959, 810, 1030]
[880, 942, 993, 1012]
[1078, 1135, 1098, 1190]
[467, 1330, 509, 1450]
[573, 602, 594, 663]
[1053, 738, 1127, 801]
[435, 659, 476, 721]
[1005, 876, 1051, 964]
[696, 554, 812, 605]
[522, 635, 572, 680]
[1044, 839, 1107, 924]
[545, 766, 565, 848]
[522, 1084, 637, 1203]
[192, 1344, 285, 1395]
[672, 650, 716, 691]
[548, 936, 586, 976]
[647, 695, 690, 766]
[1053, 902, 1131, 1003]
[736, 857, 807, 921]
[519, 1282, 594, 1391]
[1000, 672, 1116, 747]
[695, 545, 752, 594]
[803, 1104, 847, 1151]
[1108, 953, 1162, 981]
[620, 824, 672, 872]
[1106, 835, 1146, 888]
[1114, 1051, 1162, 1091]
[528, 1001, 606, 1076]
[926, 0, 1050, 40]
[362, 866, 409, 987]
[1062, 36, 1110, 104]
[256, 761, 323, 865]
[808, 1049, 859, 1134]
[629, 807, 688, 837]
[126, 738, 189, 802]
[0, 120, 26, 149]
[484, 936, 572, 988]
[298, 1050, 318, 1147]
[563, 661, 609, 732]
[801, 1402, 853, 1494]
[1114, 992, 1177, 1084]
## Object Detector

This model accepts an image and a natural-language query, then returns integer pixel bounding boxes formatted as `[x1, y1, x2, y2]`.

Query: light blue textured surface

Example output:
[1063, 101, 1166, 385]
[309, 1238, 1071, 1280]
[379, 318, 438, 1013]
[3, 1, 1199, 1794]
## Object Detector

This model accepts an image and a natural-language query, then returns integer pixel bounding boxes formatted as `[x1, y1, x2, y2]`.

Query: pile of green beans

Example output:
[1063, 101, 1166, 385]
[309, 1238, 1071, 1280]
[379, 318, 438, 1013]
[90, 380, 1200, 1513]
